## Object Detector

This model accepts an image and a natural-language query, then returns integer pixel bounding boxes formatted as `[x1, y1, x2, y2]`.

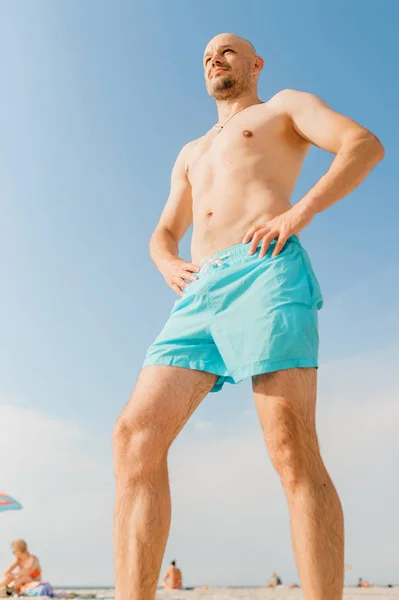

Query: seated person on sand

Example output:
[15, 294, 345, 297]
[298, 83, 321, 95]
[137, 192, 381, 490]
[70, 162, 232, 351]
[358, 577, 373, 588]
[266, 572, 282, 587]
[0, 539, 42, 594]
[161, 560, 182, 590]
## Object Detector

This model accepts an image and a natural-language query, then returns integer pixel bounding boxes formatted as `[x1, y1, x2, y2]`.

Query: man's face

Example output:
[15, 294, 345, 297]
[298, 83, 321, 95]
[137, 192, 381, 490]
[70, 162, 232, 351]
[203, 35, 256, 100]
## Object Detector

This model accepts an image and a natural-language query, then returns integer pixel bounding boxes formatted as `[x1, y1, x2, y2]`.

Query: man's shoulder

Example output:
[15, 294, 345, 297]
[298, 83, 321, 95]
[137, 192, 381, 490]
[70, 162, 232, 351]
[178, 136, 206, 170]
[267, 88, 320, 111]
[182, 136, 205, 154]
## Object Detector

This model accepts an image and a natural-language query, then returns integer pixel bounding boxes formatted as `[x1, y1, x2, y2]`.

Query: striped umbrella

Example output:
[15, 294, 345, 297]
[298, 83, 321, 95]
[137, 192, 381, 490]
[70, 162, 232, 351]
[0, 492, 22, 512]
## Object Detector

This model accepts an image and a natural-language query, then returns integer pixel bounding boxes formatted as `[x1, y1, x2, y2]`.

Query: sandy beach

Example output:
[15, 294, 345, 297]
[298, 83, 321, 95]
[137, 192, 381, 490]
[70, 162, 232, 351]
[155, 589, 399, 600]
[52, 587, 399, 600]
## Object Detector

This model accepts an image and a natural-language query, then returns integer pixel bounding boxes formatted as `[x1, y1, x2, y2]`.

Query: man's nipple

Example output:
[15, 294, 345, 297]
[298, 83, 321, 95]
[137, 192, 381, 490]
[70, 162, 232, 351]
[243, 130, 253, 137]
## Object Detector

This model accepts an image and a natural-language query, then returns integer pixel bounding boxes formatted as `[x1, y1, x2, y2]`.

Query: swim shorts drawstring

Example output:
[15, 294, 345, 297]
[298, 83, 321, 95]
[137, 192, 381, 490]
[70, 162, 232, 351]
[200, 253, 231, 275]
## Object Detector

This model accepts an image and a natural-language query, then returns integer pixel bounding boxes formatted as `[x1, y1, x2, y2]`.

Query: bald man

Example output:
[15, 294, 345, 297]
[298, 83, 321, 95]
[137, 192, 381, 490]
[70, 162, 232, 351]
[113, 33, 384, 600]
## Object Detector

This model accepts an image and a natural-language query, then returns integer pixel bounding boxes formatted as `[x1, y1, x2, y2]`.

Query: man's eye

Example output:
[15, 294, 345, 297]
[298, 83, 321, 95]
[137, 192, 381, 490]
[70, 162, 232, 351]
[223, 49, 233, 54]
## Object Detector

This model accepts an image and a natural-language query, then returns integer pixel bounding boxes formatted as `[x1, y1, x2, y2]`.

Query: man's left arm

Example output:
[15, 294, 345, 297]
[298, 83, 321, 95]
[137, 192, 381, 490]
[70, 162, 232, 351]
[288, 89, 384, 212]
[244, 89, 385, 257]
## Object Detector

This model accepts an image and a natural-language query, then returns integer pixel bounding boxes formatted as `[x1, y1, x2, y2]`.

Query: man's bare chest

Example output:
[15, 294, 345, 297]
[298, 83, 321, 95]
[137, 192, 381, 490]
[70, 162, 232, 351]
[186, 111, 296, 182]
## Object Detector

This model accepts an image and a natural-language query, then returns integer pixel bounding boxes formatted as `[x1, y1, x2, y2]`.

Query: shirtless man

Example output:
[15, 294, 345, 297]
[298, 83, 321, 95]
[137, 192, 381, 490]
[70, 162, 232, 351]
[0, 539, 41, 594]
[161, 561, 182, 590]
[113, 33, 384, 600]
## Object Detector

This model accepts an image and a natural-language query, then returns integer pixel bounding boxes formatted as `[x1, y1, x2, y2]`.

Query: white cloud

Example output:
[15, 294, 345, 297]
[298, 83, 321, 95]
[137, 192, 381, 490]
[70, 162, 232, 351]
[192, 419, 214, 434]
[0, 403, 114, 587]
[1, 343, 398, 589]
[164, 344, 399, 587]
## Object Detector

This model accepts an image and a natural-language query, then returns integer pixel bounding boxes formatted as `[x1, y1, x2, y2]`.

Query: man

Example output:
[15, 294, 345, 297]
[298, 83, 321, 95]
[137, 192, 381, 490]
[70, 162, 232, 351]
[161, 561, 182, 590]
[113, 33, 384, 600]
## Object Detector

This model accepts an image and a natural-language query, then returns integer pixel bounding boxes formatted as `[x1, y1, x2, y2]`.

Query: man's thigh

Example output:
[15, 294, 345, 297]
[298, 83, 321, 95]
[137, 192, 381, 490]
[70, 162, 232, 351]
[117, 366, 217, 445]
[252, 368, 318, 452]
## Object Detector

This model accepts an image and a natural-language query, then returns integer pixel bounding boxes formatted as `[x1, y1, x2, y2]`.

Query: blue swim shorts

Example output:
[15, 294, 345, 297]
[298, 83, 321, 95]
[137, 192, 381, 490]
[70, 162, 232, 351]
[143, 235, 323, 392]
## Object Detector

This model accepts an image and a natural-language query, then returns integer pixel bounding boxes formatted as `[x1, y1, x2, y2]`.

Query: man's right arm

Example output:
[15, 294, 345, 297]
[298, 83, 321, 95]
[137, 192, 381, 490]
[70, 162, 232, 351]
[150, 143, 200, 296]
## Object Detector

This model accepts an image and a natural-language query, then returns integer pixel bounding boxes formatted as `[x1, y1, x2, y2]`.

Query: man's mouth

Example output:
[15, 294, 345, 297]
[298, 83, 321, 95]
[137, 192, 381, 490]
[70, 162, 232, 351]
[212, 67, 229, 77]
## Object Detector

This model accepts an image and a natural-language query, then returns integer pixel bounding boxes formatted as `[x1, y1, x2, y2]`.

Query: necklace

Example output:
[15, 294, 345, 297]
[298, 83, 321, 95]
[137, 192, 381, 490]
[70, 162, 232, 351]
[213, 102, 264, 134]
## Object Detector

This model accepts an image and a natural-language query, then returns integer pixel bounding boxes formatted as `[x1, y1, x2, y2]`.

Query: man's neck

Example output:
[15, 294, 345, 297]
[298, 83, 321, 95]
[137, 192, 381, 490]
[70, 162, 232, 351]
[215, 92, 262, 126]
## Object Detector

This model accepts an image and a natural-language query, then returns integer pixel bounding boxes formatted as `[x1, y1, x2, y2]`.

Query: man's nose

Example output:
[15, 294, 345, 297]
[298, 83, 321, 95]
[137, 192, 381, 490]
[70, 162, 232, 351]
[210, 55, 224, 67]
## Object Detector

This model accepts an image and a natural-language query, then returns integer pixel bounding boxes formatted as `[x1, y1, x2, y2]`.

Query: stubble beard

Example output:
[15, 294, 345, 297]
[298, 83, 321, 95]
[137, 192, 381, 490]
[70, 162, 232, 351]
[208, 72, 251, 100]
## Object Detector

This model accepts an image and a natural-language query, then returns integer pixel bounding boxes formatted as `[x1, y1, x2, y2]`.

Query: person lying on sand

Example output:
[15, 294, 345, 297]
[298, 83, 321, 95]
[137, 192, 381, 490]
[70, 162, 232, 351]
[0, 539, 41, 594]
[161, 560, 182, 590]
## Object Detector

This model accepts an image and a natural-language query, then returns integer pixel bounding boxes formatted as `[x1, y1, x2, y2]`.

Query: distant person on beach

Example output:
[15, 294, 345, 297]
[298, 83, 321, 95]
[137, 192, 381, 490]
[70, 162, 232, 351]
[0, 540, 41, 594]
[358, 577, 373, 588]
[112, 32, 384, 600]
[266, 571, 282, 587]
[161, 561, 182, 590]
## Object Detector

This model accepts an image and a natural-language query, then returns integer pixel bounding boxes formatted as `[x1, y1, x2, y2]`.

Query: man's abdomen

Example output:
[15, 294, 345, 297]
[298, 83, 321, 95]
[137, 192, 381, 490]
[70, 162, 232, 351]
[191, 183, 292, 263]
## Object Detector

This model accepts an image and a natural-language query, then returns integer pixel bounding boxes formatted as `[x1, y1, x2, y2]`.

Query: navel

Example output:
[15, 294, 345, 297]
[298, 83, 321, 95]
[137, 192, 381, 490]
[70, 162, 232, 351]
[243, 130, 253, 137]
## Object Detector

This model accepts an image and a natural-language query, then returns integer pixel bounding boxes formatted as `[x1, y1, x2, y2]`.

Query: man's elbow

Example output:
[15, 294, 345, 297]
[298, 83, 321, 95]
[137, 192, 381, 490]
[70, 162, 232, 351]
[150, 225, 178, 245]
[358, 129, 385, 162]
[368, 131, 385, 162]
[375, 139, 385, 161]
[149, 225, 178, 260]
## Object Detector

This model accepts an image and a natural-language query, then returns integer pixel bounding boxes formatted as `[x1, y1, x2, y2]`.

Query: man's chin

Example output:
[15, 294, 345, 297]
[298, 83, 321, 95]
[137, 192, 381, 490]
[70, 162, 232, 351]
[208, 84, 237, 100]
[209, 89, 238, 100]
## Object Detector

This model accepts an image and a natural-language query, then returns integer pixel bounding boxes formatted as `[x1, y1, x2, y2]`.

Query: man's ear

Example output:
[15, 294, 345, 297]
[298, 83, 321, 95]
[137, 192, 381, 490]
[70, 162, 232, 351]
[254, 56, 264, 75]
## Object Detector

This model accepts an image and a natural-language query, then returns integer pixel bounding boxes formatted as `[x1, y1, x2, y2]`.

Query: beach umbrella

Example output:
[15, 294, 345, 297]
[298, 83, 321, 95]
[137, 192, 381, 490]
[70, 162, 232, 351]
[0, 492, 22, 512]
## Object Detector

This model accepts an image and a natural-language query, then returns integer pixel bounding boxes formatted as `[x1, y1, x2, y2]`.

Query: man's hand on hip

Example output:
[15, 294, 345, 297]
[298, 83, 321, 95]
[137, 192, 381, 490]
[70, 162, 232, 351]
[242, 203, 315, 259]
[160, 257, 200, 297]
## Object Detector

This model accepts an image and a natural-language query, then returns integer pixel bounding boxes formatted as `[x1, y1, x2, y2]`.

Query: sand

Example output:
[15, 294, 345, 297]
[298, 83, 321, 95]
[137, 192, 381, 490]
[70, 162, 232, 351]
[154, 588, 399, 600]
[51, 587, 399, 600]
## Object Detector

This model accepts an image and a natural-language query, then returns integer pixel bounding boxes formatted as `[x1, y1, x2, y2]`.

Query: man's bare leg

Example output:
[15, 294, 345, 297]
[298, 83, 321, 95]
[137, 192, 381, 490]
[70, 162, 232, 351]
[253, 368, 344, 600]
[113, 365, 216, 600]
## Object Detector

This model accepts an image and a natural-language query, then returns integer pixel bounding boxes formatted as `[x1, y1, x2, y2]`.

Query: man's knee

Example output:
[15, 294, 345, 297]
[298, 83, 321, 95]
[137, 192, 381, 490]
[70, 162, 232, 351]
[268, 430, 302, 490]
[265, 405, 320, 490]
[112, 414, 167, 481]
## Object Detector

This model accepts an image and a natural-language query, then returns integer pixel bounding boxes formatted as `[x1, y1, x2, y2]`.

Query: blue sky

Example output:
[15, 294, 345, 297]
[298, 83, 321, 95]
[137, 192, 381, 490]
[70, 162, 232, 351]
[1, 0, 398, 588]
